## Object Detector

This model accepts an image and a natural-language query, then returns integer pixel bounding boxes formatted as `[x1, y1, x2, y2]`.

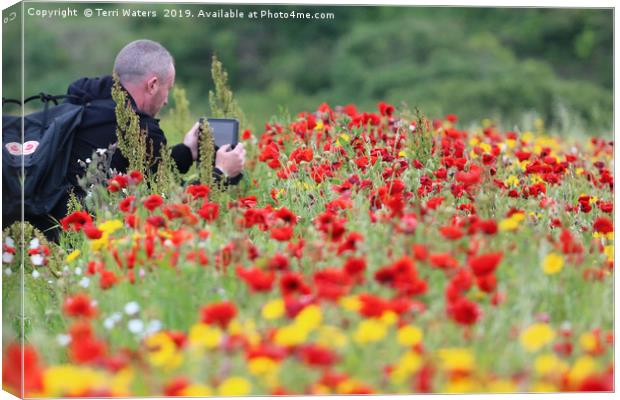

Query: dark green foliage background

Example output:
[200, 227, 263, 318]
[4, 3, 613, 134]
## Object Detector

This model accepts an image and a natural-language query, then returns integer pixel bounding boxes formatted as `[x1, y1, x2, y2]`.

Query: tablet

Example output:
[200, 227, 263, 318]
[201, 118, 239, 149]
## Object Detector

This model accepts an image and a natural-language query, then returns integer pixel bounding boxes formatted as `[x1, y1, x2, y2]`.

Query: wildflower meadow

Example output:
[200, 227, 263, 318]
[2, 60, 614, 397]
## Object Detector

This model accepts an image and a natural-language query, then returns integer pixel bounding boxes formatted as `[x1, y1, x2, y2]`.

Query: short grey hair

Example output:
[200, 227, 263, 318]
[113, 39, 174, 84]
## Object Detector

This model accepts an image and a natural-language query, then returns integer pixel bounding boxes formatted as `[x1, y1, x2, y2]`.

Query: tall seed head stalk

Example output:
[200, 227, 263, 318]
[111, 74, 150, 174]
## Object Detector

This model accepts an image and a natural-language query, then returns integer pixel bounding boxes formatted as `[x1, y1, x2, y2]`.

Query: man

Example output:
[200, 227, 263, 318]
[46, 39, 245, 238]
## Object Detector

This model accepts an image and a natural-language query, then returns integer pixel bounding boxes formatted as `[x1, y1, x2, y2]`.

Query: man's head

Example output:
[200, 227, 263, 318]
[113, 39, 175, 117]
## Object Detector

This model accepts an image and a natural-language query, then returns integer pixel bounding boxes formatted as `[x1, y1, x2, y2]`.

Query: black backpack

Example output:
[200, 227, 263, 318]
[2, 94, 85, 228]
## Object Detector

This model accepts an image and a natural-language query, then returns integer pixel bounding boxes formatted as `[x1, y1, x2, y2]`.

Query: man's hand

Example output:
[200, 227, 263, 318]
[183, 122, 200, 160]
[216, 143, 246, 177]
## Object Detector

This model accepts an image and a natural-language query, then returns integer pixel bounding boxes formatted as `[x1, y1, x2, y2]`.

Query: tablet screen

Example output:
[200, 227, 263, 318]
[207, 118, 238, 149]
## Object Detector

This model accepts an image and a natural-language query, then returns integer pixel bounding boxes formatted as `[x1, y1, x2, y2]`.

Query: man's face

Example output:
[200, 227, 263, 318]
[145, 65, 175, 117]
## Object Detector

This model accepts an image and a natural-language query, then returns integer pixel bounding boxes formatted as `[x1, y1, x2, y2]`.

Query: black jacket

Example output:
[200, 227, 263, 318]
[65, 75, 194, 193]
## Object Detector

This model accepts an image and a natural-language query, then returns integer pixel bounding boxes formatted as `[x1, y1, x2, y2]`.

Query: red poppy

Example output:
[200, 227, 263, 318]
[447, 297, 480, 326]
[200, 301, 237, 328]
[439, 226, 465, 240]
[143, 194, 164, 211]
[428, 253, 459, 270]
[267, 253, 290, 271]
[298, 344, 339, 367]
[163, 377, 190, 397]
[198, 202, 219, 222]
[445, 114, 458, 123]
[82, 223, 103, 240]
[343, 257, 366, 283]
[119, 196, 136, 213]
[378, 102, 395, 117]
[274, 207, 298, 225]
[70, 335, 107, 364]
[358, 293, 389, 318]
[100, 269, 119, 290]
[279, 272, 311, 297]
[60, 211, 93, 231]
[236, 266, 275, 292]
[107, 175, 128, 192]
[468, 252, 503, 276]
[186, 184, 210, 199]
[2, 343, 44, 395]
[63, 293, 97, 318]
[593, 217, 613, 234]
[270, 225, 294, 242]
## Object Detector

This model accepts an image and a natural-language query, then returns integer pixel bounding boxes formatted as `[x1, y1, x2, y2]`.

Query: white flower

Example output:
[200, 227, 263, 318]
[30, 254, 44, 266]
[103, 317, 116, 330]
[85, 158, 92, 164]
[91, 300, 98, 307]
[56, 334, 71, 346]
[3, 253, 14, 264]
[79, 277, 90, 288]
[32, 270, 40, 279]
[139, 268, 145, 278]
[124, 301, 140, 315]
[146, 320, 162, 335]
[110, 312, 123, 323]
[5, 236, 14, 247]
[63, 265, 70, 272]
[164, 239, 173, 247]
[29, 238, 40, 249]
[4, 268, 12, 276]
[128, 319, 144, 334]
[96, 148, 107, 155]
[75, 267, 82, 276]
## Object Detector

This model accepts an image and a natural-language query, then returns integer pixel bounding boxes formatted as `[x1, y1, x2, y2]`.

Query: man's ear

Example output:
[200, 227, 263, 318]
[145, 76, 159, 95]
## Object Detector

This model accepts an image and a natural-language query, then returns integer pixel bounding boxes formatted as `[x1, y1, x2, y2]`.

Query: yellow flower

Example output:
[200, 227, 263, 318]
[534, 353, 566, 375]
[506, 139, 517, 149]
[568, 356, 596, 385]
[273, 323, 308, 347]
[479, 142, 492, 153]
[339, 295, 361, 312]
[339, 133, 350, 142]
[390, 351, 422, 384]
[353, 318, 388, 344]
[261, 298, 285, 320]
[110, 368, 134, 397]
[542, 253, 564, 275]
[499, 213, 524, 232]
[98, 219, 123, 234]
[398, 150, 407, 158]
[579, 332, 598, 352]
[315, 120, 324, 130]
[469, 137, 480, 146]
[379, 310, 398, 326]
[444, 377, 477, 393]
[294, 304, 322, 331]
[437, 348, 474, 372]
[604, 245, 614, 262]
[248, 357, 280, 376]
[522, 131, 534, 143]
[316, 325, 348, 349]
[90, 234, 110, 252]
[66, 249, 81, 263]
[520, 323, 555, 352]
[145, 332, 182, 370]
[180, 384, 213, 396]
[218, 376, 252, 396]
[504, 175, 519, 187]
[42, 365, 108, 396]
[486, 379, 517, 393]
[531, 382, 558, 392]
[188, 323, 222, 349]
[397, 325, 423, 347]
